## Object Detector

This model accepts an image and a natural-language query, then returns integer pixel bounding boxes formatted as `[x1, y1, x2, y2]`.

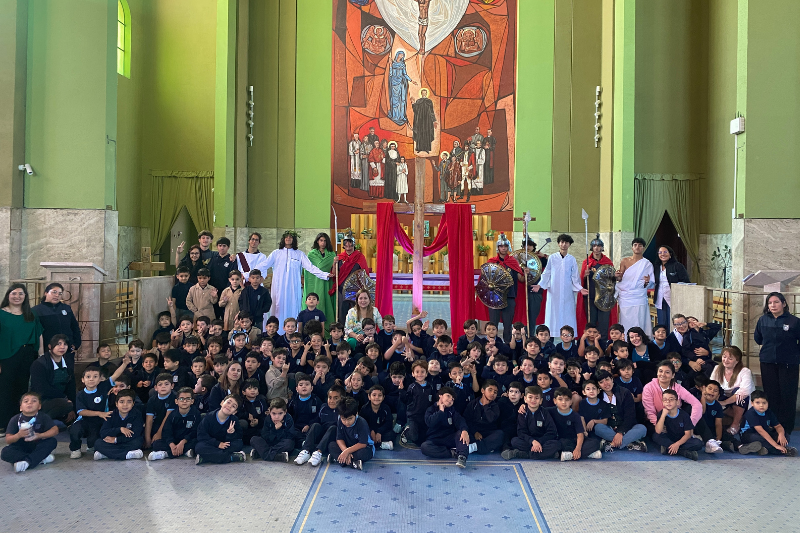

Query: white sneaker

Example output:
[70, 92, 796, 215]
[70, 450, 82, 459]
[468, 442, 478, 454]
[393, 423, 402, 434]
[126, 450, 144, 460]
[588, 450, 602, 459]
[294, 450, 311, 465]
[185, 449, 194, 458]
[309, 450, 323, 467]
[14, 461, 29, 473]
[148, 451, 168, 461]
[560, 451, 573, 461]
[705, 439, 723, 454]
[40, 454, 55, 465]
[93, 451, 107, 461]
[380, 441, 393, 450]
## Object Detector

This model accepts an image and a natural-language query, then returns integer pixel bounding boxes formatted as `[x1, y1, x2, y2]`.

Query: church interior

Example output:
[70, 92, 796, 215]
[2, 1, 800, 532]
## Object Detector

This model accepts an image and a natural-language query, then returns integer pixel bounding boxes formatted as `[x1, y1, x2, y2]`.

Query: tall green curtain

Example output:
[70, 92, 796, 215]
[633, 173, 701, 280]
[149, 171, 215, 252]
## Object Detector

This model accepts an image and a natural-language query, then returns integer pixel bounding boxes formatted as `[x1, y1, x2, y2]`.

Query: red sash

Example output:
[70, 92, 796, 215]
[237, 252, 251, 273]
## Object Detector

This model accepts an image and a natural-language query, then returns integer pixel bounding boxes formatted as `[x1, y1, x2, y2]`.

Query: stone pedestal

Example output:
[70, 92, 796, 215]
[40, 262, 108, 361]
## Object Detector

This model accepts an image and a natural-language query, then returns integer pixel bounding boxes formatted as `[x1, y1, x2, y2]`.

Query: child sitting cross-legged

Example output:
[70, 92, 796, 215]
[463, 379, 506, 456]
[359, 385, 395, 450]
[328, 396, 374, 471]
[653, 389, 704, 460]
[195, 395, 246, 465]
[421, 386, 470, 468]
[93, 389, 145, 461]
[738, 390, 797, 457]
[2, 392, 58, 473]
[548, 387, 602, 461]
[148, 387, 202, 460]
[502, 385, 561, 460]
[249, 398, 295, 462]
[294, 385, 344, 466]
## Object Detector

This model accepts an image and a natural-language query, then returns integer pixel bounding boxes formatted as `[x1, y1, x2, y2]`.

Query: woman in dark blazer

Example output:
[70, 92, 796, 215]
[32, 282, 82, 353]
[754, 292, 800, 433]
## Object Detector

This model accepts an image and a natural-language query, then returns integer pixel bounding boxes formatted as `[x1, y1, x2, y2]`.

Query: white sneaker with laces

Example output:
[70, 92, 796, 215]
[126, 450, 144, 460]
[70, 450, 82, 459]
[40, 454, 55, 465]
[14, 461, 29, 473]
[380, 441, 393, 450]
[706, 439, 723, 453]
[560, 451, 573, 461]
[295, 450, 311, 465]
[309, 450, 323, 467]
[93, 451, 107, 461]
[148, 451, 168, 461]
[588, 450, 602, 459]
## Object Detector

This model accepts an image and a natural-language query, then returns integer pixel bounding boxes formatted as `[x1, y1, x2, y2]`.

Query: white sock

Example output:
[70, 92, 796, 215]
[468, 442, 478, 454]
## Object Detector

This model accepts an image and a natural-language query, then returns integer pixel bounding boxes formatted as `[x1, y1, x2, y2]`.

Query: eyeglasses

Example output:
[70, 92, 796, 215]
[561, 333, 573, 338]
[290, 340, 302, 344]
[673, 321, 687, 327]
[176, 397, 193, 402]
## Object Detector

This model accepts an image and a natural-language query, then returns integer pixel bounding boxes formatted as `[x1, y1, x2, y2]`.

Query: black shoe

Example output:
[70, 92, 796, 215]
[659, 446, 667, 455]
[682, 450, 699, 461]
[626, 440, 648, 452]
[786, 447, 798, 457]
[501, 449, 525, 460]
[456, 455, 467, 468]
[739, 442, 763, 455]
[450, 448, 458, 459]
[230, 451, 246, 463]
[274, 452, 289, 463]
[351, 459, 363, 471]
[720, 441, 736, 453]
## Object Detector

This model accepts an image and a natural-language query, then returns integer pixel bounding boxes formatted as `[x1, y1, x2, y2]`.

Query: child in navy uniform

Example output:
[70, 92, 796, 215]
[548, 387, 602, 461]
[194, 375, 215, 414]
[149, 387, 202, 460]
[463, 380, 505, 455]
[328, 396, 374, 471]
[297, 293, 327, 333]
[250, 398, 295, 462]
[295, 386, 343, 467]
[499, 382, 524, 448]
[375, 316, 397, 356]
[288, 373, 323, 449]
[163, 350, 191, 389]
[421, 386, 470, 468]
[93, 389, 145, 461]
[2, 392, 58, 473]
[653, 389, 703, 460]
[134, 353, 159, 403]
[426, 359, 445, 393]
[698, 380, 725, 454]
[502, 385, 561, 460]
[555, 326, 580, 360]
[456, 320, 485, 354]
[481, 354, 515, 393]
[738, 390, 797, 456]
[311, 356, 335, 401]
[195, 395, 246, 464]
[346, 371, 369, 409]
[359, 385, 395, 450]
[69, 361, 128, 458]
[537, 371, 555, 408]
[535, 325, 556, 357]
[332, 344, 356, 382]
[144, 373, 177, 449]
[577, 380, 608, 440]
[445, 362, 474, 414]
[241, 379, 268, 444]
[400, 360, 435, 448]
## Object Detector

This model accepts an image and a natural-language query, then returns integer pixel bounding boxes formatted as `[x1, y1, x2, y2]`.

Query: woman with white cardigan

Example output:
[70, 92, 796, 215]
[709, 345, 755, 434]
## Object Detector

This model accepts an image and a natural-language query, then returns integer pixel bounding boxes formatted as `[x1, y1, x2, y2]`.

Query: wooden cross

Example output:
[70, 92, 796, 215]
[363, 159, 475, 313]
[129, 247, 166, 277]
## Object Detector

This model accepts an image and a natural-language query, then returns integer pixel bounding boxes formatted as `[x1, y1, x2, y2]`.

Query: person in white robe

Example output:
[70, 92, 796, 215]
[614, 238, 655, 336]
[236, 232, 270, 283]
[262, 232, 330, 334]
[532, 234, 587, 333]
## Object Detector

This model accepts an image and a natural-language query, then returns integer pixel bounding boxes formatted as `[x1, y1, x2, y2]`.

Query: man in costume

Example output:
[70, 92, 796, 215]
[521, 237, 548, 331]
[329, 233, 369, 322]
[615, 237, 655, 336]
[576, 234, 618, 340]
[487, 234, 523, 343]
[236, 232, 270, 283]
[411, 88, 437, 153]
[262, 232, 330, 334]
[532, 234, 587, 333]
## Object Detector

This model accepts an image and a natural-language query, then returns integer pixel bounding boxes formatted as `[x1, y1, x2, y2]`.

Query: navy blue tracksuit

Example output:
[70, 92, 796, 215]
[462, 398, 505, 454]
[251, 414, 295, 461]
[152, 407, 202, 457]
[511, 407, 561, 459]
[94, 409, 144, 460]
[195, 409, 244, 463]
[421, 404, 469, 458]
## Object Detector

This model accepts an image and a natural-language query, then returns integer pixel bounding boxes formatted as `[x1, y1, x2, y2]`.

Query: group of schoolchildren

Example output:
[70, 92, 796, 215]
[4, 295, 796, 473]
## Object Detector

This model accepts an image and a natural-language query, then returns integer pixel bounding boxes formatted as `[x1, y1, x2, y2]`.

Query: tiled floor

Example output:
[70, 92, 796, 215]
[3, 433, 800, 533]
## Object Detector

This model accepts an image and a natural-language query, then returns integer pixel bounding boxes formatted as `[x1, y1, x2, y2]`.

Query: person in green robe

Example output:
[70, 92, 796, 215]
[303, 233, 336, 330]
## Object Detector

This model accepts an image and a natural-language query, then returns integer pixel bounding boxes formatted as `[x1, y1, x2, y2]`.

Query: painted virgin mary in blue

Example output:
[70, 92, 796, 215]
[387, 50, 413, 126]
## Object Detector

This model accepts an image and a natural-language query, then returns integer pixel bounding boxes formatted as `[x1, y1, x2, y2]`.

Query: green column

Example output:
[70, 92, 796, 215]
[612, 0, 635, 232]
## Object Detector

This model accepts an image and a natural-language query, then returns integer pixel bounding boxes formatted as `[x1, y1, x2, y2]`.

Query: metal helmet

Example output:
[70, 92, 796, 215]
[496, 233, 511, 248]
[590, 233, 604, 249]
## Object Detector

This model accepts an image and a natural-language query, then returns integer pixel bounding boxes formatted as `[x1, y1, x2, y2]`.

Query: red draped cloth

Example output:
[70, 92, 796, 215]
[375, 202, 474, 331]
[576, 254, 619, 337]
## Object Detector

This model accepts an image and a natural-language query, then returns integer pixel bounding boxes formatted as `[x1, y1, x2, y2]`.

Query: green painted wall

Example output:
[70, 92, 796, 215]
[704, 0, 737, 234]
[741, 0, 800, 218]
[634, 0, 708, 177]
[612, 0, 635, 232]
[514, 0, 555, 232]
[247, 0, 298, 229]
[294, 0, 330, 230]
[214, 0, 236, 228]
[0, 0, 27, 208]
[25, 0, 117, 209]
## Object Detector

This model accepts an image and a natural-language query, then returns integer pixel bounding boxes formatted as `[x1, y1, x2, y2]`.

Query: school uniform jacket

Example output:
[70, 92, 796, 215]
[462, 398, 501, 435]
[33, 301, 82, 350]
[29, 353, 76, 404]
[100, 409, 144, 443]
[602, 385, 638, 435]
[445, 381, 474, 414]
[359, 403, 394, 436]
[401, 381, 436, 420]
[162, 406, 202, 449]
[260, 413, 295, 445]
[287, 394, 322, 428]
[517, 407, 558, 444]
[424, 404, 469, 440]
[197, 409, 243, 445]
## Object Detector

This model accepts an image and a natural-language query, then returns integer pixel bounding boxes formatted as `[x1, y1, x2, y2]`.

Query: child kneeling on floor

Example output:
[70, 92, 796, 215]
[738, 390, 797, 457]
[328, 396, 373, 470]
[250, 398, 295, 462]
[195, 395, 246, 465]
[94, 389, 145, 461]
[653, 389, 703, 460]
[2, 392, 58, 473]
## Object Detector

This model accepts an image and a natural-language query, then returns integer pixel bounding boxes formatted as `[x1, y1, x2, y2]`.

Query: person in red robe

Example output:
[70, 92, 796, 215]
[329, 234, 369, 322]
[472, 234, 526, 343]
[576, 234, 618, 340]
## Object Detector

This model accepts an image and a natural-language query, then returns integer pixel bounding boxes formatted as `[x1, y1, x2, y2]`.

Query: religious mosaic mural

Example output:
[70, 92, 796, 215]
[332, 0, 517, 228]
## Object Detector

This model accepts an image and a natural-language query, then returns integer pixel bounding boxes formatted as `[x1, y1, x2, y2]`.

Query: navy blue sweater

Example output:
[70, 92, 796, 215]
[260, 413, 295, 445]
[462, 398, 501, 435]
[516, 407, 558, 444]
[100, 409, 144, 442]
[424, 404, 468, 440]
[287, 394, 322, 428]
[401, 381, 435, 420]
[162, 406, 202, 449]
[197, 409, 243, 446]
[359, 402, 394, 436]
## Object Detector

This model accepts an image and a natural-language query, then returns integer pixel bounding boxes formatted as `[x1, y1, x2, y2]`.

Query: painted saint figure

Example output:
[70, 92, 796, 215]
[411, 88, 437, 153]
[368, 140, 385, 197]
[474, 141, 486, 194]
[396, 156, 409, 203]
[437, 151, 450, 202]
[359, 135, 371, 192]
[387, 51, 415, 126]
[483, 128, 496, 185]
[384, 141, 400, 200]
[348, 133, 362, 188]
[414, 0, 431, 55]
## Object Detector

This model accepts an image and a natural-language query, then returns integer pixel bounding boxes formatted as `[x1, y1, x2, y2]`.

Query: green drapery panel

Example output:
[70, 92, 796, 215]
[149, 171, 214, 253]
[633, 173, 701, 280]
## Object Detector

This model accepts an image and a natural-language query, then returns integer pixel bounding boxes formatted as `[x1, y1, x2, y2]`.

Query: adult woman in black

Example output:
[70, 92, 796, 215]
[32, 283, 82, 353]
[652, 245, 690, 326]
[754, 292, 800, 433]
[0, 284, 44, 435]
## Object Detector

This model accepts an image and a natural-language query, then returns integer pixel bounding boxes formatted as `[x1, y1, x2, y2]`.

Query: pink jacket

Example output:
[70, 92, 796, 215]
[642, 379, 702, 426]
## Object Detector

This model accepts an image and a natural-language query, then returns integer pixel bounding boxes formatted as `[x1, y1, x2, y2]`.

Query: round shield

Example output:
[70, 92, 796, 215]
[513, 250, 543, 285]
[342, 269, 376, 303]
[593, 264, 617, 312]
[476, 262, 514, 309]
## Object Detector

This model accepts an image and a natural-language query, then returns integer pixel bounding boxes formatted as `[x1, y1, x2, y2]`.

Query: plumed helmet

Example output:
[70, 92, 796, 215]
[343, 230, 355, 243]
[590, 233, 604, 249]
[497, 233, 511, 248]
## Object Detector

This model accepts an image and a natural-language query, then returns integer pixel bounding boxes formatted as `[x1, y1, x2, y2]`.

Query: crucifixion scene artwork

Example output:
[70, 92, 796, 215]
[332, 0, 517, 229]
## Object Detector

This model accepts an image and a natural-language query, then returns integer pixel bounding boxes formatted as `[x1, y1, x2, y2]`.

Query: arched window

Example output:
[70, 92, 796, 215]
[117, 0, 131, 78]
